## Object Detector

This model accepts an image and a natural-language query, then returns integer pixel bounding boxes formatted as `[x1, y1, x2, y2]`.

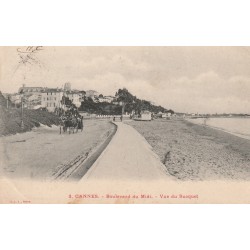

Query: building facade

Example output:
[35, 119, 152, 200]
[9, 93, 22, 105]
[85, 90, 99, 99]
[41, 88, 64, 112]
[67, 91, 81, 108]
[141, 111, 152, 121]
[98, 96, 115, 103]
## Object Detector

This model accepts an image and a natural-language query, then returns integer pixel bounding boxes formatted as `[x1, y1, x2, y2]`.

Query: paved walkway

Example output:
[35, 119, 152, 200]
[81, 122, 170, 181]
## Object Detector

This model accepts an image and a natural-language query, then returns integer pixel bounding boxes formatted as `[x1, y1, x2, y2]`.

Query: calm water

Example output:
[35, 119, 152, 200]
[188, 117, 250, 140]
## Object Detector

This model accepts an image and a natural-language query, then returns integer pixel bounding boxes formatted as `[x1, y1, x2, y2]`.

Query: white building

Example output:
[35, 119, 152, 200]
[25, 93, 42, 109]
[67, 91, 81, 108]
[141, 111, 152, 121]
[85, 90, 99, 99]
[9, 93, 22, 104]
[41, 88, 64, 112]
[98, 96, 115, 103]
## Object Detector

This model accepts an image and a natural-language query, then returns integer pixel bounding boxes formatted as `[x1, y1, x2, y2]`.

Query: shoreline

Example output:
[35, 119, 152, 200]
[128, 119, 250, 181]
[187, 118, 250, 140]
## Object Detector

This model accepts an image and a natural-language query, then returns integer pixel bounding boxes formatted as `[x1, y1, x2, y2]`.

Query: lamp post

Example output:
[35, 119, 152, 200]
[7, 95, 9, 109]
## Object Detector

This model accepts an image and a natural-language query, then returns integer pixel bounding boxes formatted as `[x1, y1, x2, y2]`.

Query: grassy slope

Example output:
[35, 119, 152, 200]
[0, 106, 60, 136]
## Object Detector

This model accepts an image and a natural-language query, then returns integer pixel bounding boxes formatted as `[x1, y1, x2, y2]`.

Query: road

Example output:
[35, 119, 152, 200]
[0, 119, 169, 182]
[0, 120, 115, 180]
[81, 121, 170, 181]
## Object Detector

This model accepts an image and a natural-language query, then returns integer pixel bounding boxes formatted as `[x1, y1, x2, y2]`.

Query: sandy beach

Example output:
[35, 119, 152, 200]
[127, 119, 250, 181]
[0, 120, 116, 181]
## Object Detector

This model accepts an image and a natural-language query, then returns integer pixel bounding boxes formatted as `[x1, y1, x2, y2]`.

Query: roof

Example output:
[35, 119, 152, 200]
[20, 86, 44, 89]
[104, 96, 115, 98]
[18, 86, 45, 93]
[141, 110, 151, 114]
[42, 88, 64, 93]
[86, 90, 99, 95]
[66, 91, 81, 94]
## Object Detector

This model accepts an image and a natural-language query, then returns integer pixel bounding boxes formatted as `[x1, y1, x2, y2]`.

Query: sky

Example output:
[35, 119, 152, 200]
[1, 46, 250, 114]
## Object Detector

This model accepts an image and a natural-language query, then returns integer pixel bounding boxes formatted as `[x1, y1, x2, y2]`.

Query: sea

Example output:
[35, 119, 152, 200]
[188, 117, 250, 140]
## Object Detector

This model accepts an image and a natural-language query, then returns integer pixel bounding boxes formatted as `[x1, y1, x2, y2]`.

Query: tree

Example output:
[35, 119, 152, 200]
[168, 109, 175, 114]
[61, 96, 72, 107]
[116, 88, 134, 103]
[78, 87, 174, 116]
[80, 90, 86, 95]
[116, 88, 136, 115]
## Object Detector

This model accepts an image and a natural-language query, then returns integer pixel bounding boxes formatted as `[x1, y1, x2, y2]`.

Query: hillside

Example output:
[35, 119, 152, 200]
[79, 88, 174, 115]
[79, 98, 123, 115]
[0, 92, 60, 136]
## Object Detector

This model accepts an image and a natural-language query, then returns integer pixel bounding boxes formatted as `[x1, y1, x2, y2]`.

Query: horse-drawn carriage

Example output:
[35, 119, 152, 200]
[59, 111, 83, 134]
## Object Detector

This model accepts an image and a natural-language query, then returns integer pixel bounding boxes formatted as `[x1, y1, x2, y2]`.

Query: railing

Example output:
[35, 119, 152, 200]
[79, 113, 131, 120]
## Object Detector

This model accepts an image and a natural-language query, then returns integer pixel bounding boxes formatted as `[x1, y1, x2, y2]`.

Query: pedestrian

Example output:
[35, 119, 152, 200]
[120, 115, 123, 122]
[113, 116, 115, 122]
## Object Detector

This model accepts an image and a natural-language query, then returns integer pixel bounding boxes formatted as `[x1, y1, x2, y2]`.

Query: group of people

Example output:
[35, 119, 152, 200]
[113, 115, 123, 122]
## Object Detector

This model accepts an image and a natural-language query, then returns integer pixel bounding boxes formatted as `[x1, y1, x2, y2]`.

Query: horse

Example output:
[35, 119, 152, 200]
[60, 116, 78, 134]
[65, 116, 78, 134]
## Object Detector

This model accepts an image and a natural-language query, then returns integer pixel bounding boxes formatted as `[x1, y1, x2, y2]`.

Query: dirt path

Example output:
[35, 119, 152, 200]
[81, 121, 171, 181]
[0, 120, 115, 180]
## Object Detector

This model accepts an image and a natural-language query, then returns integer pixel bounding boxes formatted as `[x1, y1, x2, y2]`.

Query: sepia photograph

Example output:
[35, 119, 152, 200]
[0, 46, 250, 203]
[2, 1, 250, 250]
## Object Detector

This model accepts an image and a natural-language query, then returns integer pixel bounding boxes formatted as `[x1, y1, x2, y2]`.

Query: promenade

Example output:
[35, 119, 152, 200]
[81, 121, 169, 181]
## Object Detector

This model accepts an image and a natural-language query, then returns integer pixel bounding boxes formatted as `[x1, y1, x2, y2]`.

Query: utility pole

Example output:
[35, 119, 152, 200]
[21, 95, 24, 129]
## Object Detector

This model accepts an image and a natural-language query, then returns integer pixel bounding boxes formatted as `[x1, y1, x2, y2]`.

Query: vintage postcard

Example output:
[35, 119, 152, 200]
[0, 46, 250, 204]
